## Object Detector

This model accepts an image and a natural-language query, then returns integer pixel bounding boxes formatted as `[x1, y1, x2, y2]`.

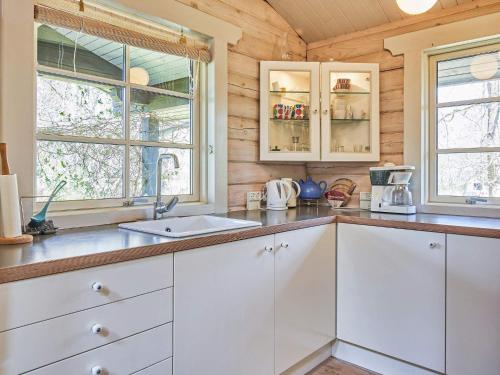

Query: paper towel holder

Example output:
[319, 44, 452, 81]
[0, 143, 33, 245]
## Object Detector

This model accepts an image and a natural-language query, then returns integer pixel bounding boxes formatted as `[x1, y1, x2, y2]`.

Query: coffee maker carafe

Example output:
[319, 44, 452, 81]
[370, 164, 416, 214]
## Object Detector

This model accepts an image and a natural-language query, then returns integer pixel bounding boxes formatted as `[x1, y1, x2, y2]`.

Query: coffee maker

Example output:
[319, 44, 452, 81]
[369, 164, 416, 214]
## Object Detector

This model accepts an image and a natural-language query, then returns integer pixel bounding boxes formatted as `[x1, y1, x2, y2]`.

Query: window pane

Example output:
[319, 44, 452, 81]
[130, 46, 192, 94]
[130, 147, 191, 197]
[437, 49, 499, 103]
[37, 73, 124, 139]
[36, 141, 124, 200]
[130, 89, 191, 144]
[37, 24, 124, 81]
[437, 152, 500, 198]
[437, 102, 500, 149]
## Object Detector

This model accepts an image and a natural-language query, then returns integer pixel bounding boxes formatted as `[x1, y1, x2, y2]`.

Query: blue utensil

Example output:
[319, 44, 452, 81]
[29, 180, 67, 225]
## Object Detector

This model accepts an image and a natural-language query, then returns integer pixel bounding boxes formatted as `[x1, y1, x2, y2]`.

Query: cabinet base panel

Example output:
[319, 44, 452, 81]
[332, 341, 439, 375]
[282, 342, 333, 375]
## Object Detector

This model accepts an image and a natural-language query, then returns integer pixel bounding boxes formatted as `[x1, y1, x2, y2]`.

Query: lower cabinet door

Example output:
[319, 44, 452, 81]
[275, 224, 336, 374]
[337, 224, 445, 372]
[173, 236, 275, 375]
[26, 324, 172, 375]
[447, 235, 500, 375]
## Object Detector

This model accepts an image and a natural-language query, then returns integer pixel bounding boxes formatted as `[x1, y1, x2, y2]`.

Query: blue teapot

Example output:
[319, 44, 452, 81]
[298, 176, 328, 200]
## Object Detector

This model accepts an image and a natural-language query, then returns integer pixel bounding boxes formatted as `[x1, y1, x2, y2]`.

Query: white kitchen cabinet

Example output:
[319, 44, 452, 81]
[26, 324, 172, 375]
[0, 255, 174, 375]
[173, 235, 275, 375]
[1, 288, 172, 374]
[447, 235, 500, 375]
[260, 61, 321, 161]
[259, 61, 379, 162]
[275, 224, 336, 374]
[337, 224, 445, 372]
[0, 254, 173, 332]
[320, 62, 379, 161]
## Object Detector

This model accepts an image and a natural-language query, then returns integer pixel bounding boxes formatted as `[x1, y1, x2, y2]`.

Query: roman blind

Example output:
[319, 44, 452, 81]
[34, 0, 212, 63]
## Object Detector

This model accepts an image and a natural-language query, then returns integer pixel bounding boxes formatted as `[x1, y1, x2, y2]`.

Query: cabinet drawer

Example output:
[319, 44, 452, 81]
[1, 288, 172, 374]
[26, 324, 172, 375]
[0, 254, 172, 332]
[136, 358, 173, 375]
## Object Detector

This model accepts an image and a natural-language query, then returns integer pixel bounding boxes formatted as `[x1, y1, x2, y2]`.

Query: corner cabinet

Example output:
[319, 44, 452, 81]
[260, 61, 321, 161]
[260, 61, 379, 162]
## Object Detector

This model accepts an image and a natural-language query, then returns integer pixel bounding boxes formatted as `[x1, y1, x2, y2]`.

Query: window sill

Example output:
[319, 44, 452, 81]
[47, 202, 216, 230]
[421, 202, 500, 219]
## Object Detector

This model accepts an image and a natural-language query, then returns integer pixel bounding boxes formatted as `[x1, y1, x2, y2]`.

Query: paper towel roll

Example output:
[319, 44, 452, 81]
[0, 174, 22, 238]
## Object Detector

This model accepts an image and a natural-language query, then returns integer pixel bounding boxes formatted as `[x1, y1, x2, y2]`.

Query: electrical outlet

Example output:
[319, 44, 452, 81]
[246, 191, 262, 211]
[247, 191, 262, 201]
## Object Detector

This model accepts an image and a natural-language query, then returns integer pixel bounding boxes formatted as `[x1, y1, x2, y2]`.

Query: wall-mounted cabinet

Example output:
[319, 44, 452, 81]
[260, 61, 321, 161]
[260, 61, 379, 162]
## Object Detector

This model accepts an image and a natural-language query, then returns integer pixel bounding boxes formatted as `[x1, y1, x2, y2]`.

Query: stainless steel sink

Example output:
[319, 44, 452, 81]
[119, 215, 262, 238]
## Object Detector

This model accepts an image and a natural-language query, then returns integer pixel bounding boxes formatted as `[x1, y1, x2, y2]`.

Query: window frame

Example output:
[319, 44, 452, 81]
[427, 43, 500, 207]
[34, 32, 204, 212]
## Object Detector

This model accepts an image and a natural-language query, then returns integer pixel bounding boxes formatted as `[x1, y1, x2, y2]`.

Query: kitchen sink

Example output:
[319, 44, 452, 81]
[119, 215, 262, 238]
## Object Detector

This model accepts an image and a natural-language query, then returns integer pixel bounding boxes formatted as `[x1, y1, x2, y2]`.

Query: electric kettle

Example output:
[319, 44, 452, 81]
[263, 179, 293, 210]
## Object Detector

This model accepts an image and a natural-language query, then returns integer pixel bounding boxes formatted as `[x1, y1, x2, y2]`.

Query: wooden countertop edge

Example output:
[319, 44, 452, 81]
[335, 215, 500, 239]
[0, 216, 334, 284]
[1, 214, 499, 284]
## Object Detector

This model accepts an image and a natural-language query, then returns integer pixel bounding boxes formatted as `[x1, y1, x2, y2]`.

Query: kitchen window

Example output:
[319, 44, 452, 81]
[428, 43, 500, 207]
[35, 22, 204, 211]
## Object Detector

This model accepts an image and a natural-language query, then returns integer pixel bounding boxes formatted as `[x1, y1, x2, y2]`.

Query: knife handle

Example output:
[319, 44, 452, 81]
[0, 143, 11, 175]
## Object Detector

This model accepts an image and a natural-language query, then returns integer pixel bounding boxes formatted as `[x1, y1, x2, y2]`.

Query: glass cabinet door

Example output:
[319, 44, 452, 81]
[321, 62, 380, 161]
[260, 62, 320, 161]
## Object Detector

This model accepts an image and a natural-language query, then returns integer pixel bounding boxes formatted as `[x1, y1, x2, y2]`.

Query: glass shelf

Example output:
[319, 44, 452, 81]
[331, 118, 370, 122]
[331, 91, 370, 95]
[269, 118, 310, 127]
[270, 90, 310, 94]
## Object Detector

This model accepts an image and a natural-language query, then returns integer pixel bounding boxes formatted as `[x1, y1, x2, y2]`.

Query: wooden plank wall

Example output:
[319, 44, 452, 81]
[175, 0, 308, 211]
[306, 0, 500, 207]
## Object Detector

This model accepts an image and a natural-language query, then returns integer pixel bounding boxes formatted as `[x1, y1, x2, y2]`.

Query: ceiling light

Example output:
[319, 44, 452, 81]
[396, 0, 437, 15]
[130, 67, 150, 86]
[470, 54, 498, 80]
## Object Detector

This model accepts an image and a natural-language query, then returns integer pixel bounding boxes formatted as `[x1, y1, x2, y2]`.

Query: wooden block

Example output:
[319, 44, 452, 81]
[228, 94, 259, 120]
[380, 68, 404, 93]
[380, 111, 404, 134]
[228, 162, 306, 185]
[380, 89, 404, 113]
[228, 116, 259, 142]
[228, 51, 259, 78]
[381, 132, 404, 154]
[228, 139, 259, 162]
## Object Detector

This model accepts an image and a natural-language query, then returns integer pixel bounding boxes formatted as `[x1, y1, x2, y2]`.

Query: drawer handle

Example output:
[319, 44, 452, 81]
[429, 242, 439, 249]
[91, 324, 104, 335]
[92, 282, 104, 292]
[280, 242, 289, 248]
[91, 366, 103, 375]
[264, 245, 274, 253]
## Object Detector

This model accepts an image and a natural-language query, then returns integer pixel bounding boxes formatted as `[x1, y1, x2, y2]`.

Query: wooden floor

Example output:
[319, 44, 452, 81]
[307, 358, 377, 375]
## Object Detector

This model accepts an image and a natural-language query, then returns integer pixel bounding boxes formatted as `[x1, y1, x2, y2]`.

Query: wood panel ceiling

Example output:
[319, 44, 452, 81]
[266, 0, 475, 43]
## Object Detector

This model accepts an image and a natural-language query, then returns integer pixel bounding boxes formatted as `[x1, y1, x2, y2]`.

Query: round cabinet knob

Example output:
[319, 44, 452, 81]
[280, 242, 289, 248]
[91, 366, 103, 375]
[429, 242, 439, 249]
[322, 109, 328, 114]
[91, 282, 103, 293]
[312, 109, 318, 114]
[91, 324, 104, 335]
[264, 245, 274, 253]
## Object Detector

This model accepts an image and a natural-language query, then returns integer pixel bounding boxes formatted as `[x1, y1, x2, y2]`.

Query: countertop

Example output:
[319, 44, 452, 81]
[0, 207, 498, 284]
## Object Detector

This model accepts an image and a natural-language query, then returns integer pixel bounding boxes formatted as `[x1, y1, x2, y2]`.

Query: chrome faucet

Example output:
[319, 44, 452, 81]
[153, 153, 180, 220]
